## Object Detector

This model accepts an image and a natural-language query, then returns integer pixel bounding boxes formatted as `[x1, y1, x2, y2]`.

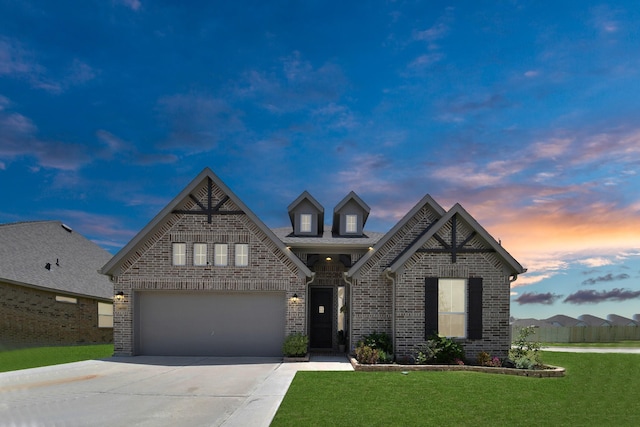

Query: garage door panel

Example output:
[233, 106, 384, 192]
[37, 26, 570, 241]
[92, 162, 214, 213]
[137, 291, 286, 356]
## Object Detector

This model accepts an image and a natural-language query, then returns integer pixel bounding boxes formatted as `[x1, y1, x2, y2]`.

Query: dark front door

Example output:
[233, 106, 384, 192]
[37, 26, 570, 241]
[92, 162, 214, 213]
[310, 287, 333, 348]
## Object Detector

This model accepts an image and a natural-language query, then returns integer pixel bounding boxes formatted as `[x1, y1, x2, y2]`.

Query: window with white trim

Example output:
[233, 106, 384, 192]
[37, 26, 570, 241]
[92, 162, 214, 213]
[98, 302, 113, 328]
[438, 278, 466, 338]
[300, 214, 312, 233]
[214, 243, 228, 266]
[345, 214, 358, 233]
[172, 243, 186, 266]
[193, 243, 207, 266]
[235, 243, 248, 267]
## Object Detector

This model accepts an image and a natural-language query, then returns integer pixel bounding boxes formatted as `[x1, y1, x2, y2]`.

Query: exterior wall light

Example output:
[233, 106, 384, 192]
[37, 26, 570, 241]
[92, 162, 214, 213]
[114, 291, 125, 302]
[325, 256, 332, 261]
[291, 293, 299, 302]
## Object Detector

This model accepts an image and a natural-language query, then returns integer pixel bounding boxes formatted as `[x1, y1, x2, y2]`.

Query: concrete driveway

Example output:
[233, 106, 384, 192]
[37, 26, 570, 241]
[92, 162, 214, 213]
[0, 355, 353, 426]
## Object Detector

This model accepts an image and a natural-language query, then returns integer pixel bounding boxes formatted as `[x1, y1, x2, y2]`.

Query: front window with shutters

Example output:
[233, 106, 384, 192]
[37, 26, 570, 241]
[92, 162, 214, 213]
[438, 278, 466, 338]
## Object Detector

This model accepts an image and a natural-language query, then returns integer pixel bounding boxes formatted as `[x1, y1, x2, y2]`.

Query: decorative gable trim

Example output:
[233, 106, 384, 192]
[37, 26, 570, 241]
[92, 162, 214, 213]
[347, 194, 446, 279]
[101, 167, 312, 278]
[388, 203, 525, 276]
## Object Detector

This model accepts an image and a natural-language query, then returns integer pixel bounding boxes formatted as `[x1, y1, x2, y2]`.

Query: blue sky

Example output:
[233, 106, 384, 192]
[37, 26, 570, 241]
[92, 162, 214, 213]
[1, 0, 639, 321]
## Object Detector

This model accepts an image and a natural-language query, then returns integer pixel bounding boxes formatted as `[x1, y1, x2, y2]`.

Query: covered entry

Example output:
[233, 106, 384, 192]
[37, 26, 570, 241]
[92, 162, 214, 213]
[135, 291, 286, 356]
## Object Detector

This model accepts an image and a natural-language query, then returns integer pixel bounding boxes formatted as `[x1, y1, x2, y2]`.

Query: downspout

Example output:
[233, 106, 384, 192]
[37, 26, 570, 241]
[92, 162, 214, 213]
[305, 273, 316, 336]
[342, 272, 353, 353]
[383, 268, 396, 361]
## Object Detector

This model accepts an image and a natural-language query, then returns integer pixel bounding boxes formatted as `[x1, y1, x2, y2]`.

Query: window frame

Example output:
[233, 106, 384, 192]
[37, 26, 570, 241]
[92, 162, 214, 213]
[437, 278, 467, 338]
[98, 302, 113, 328]
[300, 213, 312, 233]
[193, 243, 208, 266]
[235, 243, 249, 267]
[345, 214, 358, 233]
[172, 242, 186, 266]
[214, 243, 228, 266]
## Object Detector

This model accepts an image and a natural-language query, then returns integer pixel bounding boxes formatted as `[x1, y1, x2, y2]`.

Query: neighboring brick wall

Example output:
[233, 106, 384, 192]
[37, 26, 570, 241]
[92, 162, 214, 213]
[352, 205, 512, 361]
[0, 281, 113, 349]
[111, 179, 306, 356]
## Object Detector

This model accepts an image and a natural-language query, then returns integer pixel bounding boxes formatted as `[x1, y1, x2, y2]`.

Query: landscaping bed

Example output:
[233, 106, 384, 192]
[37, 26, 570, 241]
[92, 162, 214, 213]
[348, 355, 565, 377]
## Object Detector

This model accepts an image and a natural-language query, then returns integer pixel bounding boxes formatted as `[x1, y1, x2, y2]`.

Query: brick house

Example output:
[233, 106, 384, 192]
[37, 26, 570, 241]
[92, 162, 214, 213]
[102, 168, 525, 360]
[0, 221, 114, 349]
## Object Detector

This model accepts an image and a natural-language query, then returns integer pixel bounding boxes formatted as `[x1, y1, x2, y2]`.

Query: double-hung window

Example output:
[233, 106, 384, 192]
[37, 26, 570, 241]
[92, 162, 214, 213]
[300, 214, 312, 233]
[438, 278, 467, 338]
[345, 214, 357, 233]
[172, 243, 186, 266]
[193, 243, 207, 266]
[235, 244, 248, 267]
[214, 243, 228, 266]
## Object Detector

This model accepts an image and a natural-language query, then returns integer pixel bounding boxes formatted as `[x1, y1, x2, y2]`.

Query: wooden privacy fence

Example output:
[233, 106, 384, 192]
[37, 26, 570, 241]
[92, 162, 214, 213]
[511, 325, 640, 343]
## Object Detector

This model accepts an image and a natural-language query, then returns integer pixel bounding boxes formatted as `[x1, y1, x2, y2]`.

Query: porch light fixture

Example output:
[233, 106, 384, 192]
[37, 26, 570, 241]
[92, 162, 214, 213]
[291, 293, 299, 302]
[325, 256, 332, 261]
[115, 291, 125, 302]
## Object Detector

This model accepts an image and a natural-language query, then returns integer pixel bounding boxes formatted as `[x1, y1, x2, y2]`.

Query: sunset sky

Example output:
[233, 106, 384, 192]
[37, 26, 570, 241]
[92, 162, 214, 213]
[1, 1, 639, 321]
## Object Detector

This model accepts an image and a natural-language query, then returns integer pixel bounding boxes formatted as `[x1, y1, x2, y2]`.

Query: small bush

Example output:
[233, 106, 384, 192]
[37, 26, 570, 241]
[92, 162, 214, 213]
[357, 331, 393, 355]
[282, 333, 308, 357]
[355, 344, 379, 364]
[508, 326, 542, 369]
[414, 335, 465, 364]
[477, 351, 502, 367]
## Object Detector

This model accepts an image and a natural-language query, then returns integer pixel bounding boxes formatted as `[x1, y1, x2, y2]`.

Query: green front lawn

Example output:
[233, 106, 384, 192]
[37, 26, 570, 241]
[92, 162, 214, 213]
[272, 352, 640, 426]
[0, 344, 114, 373]
[542, 341, 640, 348]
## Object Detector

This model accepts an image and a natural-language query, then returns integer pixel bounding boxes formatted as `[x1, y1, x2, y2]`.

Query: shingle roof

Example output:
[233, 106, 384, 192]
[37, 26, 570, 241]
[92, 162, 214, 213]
[272, 226, 384, 248]
[0, 221, 113, 300]
[606, 314, 639, 326]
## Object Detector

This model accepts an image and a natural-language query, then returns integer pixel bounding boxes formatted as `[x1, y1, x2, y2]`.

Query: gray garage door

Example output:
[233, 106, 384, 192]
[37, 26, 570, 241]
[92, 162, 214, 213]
[136, 291, 286, 356]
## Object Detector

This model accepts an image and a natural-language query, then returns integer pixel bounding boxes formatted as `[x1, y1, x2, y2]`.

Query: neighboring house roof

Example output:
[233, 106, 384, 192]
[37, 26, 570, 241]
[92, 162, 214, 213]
[511, 318, 554, 328]
[386, 203, 525, 277]
[102, 167, 312, 278]
[347, 194, 446, 279]
[578, 314, 612, 327]
[606, 314, 639, 326]
[0, 221, 113, 300]
[544, 315, 587, 327]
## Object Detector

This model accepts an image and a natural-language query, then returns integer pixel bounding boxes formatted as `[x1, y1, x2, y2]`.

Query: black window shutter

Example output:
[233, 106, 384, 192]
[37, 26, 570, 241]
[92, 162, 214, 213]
[467, 277, 483, 339]
[424, 277, 438, 340]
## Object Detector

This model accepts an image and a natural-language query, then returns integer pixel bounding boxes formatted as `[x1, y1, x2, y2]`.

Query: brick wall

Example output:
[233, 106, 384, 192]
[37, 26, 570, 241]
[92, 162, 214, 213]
[352, 205, 512, 361]
[0, 281, 113, 349]
[111, 179, 306, 356]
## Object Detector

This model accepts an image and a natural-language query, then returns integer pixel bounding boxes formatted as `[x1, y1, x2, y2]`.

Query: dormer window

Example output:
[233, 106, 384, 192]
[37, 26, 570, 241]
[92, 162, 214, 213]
[345, 215, 357, 233]
[288, 191, 324, 237]
[332, 191, 370, 237]
[300, 214, 312, 233]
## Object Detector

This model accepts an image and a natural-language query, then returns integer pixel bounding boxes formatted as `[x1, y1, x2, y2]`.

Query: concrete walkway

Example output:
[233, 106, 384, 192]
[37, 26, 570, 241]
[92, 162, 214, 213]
[0, 354, 353, 427]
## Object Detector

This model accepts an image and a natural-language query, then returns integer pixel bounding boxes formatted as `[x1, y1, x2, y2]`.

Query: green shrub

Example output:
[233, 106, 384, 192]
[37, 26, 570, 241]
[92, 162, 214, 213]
[282, 333, 308, 357]
[355, 344, 379, 364]
[357, 331, 393, 354]
[509, 326, 542, 369]
[414, 335, 465, 364]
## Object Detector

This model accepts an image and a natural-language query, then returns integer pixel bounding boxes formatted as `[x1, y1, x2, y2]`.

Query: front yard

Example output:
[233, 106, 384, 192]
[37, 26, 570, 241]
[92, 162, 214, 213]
[0, 344, 113, 372]
[271, 352, 640, 426]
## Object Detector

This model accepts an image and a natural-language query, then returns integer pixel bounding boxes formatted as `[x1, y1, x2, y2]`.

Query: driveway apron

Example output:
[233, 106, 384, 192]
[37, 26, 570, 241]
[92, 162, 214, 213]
[0, 355, 353, 427]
